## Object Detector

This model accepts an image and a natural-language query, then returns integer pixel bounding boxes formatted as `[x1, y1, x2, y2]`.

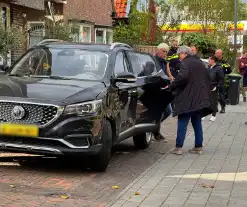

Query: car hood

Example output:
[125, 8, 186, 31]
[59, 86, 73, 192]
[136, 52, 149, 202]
[0, 76, 106, 105]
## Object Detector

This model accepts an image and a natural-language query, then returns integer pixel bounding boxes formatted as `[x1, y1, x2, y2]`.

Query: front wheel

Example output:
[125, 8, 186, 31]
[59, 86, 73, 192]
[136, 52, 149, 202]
[89, 120, 112, 172]
[133, 132, 153, 149]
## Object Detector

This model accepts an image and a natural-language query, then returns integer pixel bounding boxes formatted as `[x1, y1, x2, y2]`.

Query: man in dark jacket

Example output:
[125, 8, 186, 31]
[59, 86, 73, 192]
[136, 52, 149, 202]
[208, 55, 224, 122]
[154, 43, 169, 74]
[153, 43, 172, 140]
[168, 46, 212, 155]
[215, 49, 232, 113]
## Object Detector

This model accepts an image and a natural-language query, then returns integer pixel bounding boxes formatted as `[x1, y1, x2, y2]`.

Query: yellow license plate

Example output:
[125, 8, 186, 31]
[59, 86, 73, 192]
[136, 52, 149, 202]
[0, 123, 39, 137]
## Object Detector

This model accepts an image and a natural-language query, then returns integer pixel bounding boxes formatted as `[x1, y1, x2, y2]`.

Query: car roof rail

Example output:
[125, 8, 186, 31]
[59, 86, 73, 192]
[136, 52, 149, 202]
[110, 42, 132, 50]
[36, 39, 64, 46]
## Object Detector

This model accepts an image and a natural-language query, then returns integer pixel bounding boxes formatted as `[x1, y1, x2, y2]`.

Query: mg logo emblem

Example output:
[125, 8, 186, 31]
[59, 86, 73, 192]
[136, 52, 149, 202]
[11, 106, 25, 120]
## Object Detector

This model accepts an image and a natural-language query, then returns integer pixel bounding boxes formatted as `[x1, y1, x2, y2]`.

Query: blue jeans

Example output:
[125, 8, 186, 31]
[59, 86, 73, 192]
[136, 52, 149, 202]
[176, 111, 203, 148]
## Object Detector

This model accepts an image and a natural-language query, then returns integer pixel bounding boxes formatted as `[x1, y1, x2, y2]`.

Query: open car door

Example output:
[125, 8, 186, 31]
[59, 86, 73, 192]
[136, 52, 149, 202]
[126, 51, 173, 124]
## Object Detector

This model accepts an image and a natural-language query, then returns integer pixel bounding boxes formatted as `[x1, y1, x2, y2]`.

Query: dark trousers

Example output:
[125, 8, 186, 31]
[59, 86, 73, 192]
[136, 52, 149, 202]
[218, 85, 226, 108]
[154, 104, 172, 136]
[211, 90, 218, 117]
[176, 111, 203, 148]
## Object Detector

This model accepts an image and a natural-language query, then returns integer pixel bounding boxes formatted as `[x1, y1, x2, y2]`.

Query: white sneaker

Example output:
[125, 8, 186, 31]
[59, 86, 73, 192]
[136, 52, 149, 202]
[201, 117, 205, 121]
[209, 116, 216, 122]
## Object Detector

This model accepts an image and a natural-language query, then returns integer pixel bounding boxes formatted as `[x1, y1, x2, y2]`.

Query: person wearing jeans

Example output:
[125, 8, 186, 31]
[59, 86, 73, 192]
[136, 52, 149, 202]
[167, 46, 212, 155]
[176, 112, 203, 149]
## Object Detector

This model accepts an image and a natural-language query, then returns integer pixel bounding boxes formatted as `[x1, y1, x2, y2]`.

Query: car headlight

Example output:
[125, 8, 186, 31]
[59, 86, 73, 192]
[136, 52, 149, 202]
[63, 100, 102, 115]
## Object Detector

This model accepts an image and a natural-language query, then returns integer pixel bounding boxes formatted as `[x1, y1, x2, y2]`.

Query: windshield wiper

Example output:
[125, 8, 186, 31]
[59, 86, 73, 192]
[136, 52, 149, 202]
[30, 75, 72, 80]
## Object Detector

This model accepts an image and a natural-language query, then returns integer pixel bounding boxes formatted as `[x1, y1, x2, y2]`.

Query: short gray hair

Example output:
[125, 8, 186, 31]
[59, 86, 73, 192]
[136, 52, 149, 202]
[157, 43, 169, 51]
[177, 45, 192, 55]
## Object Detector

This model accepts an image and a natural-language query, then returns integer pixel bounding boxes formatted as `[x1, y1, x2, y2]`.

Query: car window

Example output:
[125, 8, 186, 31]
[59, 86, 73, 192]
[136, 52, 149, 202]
[114, 51, 128, 73]
[128, 52, 157, 77]
[11, 49, 47, 76]
[10, 48, 108, 81]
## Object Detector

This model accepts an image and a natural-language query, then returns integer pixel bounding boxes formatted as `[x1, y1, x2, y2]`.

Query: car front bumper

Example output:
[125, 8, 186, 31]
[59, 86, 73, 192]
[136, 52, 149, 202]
[0, 115, 104, 156]
[0, 139, 103, 156]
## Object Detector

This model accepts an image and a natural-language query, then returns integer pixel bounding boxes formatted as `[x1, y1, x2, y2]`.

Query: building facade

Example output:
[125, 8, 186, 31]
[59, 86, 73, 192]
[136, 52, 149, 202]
[63, 0, 113, 44]
[0, 0, 45, 62]
[0, 0, 113, 63]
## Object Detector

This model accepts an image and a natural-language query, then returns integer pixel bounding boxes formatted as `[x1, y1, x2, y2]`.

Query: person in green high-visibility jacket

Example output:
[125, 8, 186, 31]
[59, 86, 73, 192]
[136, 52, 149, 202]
[215, 49, 232, 114]
[166, 40, 180, 81]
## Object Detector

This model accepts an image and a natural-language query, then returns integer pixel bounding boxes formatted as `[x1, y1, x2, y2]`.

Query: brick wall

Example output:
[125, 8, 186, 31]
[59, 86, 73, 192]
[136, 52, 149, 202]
[63, 0, 112, 26]
[10, 4, 44, 62]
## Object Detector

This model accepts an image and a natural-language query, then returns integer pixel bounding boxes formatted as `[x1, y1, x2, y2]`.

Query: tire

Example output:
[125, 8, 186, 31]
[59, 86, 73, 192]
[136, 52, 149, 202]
[133, 132, 153, 149]
[89, 120, 112, 172]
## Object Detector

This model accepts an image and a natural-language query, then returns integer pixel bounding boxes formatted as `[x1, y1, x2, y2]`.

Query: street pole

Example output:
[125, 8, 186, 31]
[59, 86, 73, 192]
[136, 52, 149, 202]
[233, 0, 238, 71]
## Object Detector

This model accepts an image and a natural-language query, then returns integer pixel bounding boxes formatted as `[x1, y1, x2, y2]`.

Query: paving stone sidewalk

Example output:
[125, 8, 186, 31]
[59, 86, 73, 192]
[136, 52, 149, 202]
[107, 102, 247, 207]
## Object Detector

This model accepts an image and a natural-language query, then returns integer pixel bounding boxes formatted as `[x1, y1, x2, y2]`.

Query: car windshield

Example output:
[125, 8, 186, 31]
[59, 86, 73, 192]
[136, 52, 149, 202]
[10, 48, 108, 81]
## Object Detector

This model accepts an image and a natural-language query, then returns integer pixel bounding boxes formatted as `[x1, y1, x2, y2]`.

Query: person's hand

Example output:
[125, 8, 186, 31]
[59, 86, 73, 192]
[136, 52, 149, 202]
[244, 87, 247, 91]
[161, 85, 169, 90]
[170, 76, 175, 81]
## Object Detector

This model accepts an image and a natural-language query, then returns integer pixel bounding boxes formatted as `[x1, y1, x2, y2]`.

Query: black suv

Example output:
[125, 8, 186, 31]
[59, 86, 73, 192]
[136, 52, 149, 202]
[0, 41, 171, 171]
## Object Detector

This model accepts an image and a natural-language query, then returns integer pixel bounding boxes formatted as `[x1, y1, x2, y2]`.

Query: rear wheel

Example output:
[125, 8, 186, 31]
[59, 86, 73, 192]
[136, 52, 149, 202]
[89, 120, 112, 172]
[133, 132, 153, 149]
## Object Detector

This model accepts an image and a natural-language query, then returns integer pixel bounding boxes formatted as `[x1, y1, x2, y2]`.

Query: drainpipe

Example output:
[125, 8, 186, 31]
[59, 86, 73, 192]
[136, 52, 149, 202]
[233, 0, 238, 70]
[48, 1, 55, 22]
[111, 0, 117, 18]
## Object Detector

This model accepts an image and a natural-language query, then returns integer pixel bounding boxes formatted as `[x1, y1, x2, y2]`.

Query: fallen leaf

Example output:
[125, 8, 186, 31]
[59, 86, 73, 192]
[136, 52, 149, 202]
[112, 185, 120, 189]
[60, 195, 69, 199]
[134, 192, 140, 195]
[10, 185, 15, 188]
[200, 183, 215, 189]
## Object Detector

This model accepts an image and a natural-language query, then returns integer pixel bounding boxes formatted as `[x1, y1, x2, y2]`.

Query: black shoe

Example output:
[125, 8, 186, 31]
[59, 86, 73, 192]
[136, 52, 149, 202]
[225, 99, 230, 105]
[220, 108, 225, 113]
[154, 134, 168, 142]
[244, 97, 247, 102]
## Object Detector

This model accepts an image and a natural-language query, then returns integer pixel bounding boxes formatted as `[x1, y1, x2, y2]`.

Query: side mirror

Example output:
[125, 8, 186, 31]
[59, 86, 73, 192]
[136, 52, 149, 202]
[0, 65, 8, 71]
[114, 72, 137, 83]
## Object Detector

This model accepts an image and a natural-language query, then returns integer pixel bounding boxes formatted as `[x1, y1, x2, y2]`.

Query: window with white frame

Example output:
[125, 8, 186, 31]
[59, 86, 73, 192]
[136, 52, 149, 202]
[95, 28, 113, 44]
[79, 24, 91, 43]
[136, 0, 149, 12]
[27, 22, 45, 48]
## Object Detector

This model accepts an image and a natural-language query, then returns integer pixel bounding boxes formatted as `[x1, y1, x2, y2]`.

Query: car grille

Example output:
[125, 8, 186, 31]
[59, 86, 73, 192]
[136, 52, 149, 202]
[0, 102, 58, 126]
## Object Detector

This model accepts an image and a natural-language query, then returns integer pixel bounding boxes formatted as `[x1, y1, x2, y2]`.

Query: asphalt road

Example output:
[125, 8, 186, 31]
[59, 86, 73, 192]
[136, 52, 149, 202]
[0, 118, 178, 207]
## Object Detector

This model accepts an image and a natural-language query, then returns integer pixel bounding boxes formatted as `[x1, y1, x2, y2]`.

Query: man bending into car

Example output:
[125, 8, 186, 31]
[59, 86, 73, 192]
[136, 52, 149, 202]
[153, 43, 172, 141]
